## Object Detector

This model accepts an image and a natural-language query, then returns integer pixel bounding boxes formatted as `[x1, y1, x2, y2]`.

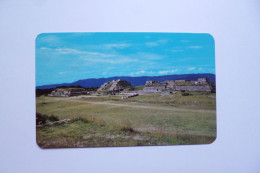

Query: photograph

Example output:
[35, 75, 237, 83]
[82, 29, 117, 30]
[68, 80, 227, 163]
[2, 0, 260, 172]
[35, 32, 216, 148]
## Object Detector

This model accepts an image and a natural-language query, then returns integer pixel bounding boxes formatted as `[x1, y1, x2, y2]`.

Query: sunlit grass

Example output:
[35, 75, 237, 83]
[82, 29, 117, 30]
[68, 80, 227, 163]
[36, 92, 216, 148]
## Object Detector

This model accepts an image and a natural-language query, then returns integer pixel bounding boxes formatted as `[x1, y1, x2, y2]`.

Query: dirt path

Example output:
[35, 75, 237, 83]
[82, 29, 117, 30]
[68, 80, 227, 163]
[54, 97, 215, 114]
[86, 101, 215, 113]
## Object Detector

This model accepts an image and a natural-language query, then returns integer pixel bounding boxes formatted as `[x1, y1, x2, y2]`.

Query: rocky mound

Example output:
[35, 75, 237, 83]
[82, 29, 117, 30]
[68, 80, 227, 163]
[98, 79, 133, 92]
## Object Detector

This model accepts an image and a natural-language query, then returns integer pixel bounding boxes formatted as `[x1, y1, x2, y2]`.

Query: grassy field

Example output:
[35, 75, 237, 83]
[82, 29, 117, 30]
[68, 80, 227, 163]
[36, 91, 216, 148]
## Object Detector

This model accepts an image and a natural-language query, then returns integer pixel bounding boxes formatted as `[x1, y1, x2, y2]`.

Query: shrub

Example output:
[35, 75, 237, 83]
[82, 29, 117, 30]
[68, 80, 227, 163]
[134, 86, 144, 91]
[77, 116, 90, 123]
[182, 92, 190, 96]
[36, 113, 60, 125]
[120, 120, 137, 133]
[121, 127, 136, 133]
[36, 88, 54, 97]
[36, 113, 48, 125]
[48, 115, 59, 122]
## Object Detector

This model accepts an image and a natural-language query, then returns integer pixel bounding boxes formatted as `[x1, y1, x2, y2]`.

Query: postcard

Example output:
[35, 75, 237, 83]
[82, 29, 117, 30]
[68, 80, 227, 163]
[36, 32, 216, 148]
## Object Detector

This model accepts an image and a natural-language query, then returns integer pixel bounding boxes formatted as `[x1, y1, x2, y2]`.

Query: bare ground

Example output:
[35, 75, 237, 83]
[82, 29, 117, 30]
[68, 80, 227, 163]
[53, 97, 215, 114]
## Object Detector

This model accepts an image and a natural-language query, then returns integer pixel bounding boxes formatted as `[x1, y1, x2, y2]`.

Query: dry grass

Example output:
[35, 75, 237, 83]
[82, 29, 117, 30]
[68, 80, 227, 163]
[36, 119, 216, 148]
[36, 92, 216, 148]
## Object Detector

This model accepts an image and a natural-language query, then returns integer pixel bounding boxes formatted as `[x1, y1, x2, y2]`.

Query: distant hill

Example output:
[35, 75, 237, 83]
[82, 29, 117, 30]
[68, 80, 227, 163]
[36, 73, 216, 89]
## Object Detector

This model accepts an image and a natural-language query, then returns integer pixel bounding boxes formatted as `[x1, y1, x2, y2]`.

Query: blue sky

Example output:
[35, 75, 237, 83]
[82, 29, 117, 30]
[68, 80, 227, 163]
[36, 32, 215, 86]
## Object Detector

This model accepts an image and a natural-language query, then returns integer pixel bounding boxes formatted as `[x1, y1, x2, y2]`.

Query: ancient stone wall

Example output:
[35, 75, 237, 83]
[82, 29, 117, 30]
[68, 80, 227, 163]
[143, 85, 166, 92]
[165, 80, 175, 91]
[145, 81, 157, 87]
[98, 79, 133, 92]
[142, 78, 215, 93]
[175, 85, 211, 92]
[97, 81, 112, 91]
[198, 78, 209, 85]
[48, 88, 86, 97]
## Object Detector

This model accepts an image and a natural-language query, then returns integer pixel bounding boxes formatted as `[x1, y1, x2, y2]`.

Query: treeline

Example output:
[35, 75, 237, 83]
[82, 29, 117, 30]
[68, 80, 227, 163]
[36, 85, 98, 97]
[36, 88, 54, 97]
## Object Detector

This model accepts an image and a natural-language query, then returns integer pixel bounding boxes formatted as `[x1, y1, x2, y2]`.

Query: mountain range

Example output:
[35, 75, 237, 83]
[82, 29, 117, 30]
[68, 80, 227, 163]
[36, 73, 216, 89]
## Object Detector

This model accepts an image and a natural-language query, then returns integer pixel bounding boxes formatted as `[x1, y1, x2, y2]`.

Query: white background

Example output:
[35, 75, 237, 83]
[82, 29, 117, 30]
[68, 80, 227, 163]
[0, 0, 260, 172]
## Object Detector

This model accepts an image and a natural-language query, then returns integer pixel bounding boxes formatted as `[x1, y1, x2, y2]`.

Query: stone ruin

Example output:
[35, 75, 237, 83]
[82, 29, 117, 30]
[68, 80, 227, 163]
[48, 78, 215, 97]
[48, 88, 87, 97]
[142, 78, 215, 93]
[121, 93, 139, 99]
[97, 79, 133, 92]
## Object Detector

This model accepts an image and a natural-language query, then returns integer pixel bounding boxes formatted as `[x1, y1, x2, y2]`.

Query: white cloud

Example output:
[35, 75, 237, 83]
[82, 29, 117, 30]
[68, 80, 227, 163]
[157, 39, 168, 44]
[130, 70, 155, 76]
[158, 71, 168, 74]
[135, 52, 165, 60]
[171, 49, 183, 53]
[187, 46, 203, 49]
[145, 42, 158, 47]
[145, 39, 168, 47]
[144, 36, 151, 39]
[180, 40, 189, 43]
[55, 48, 85, 54]
[58, 71, 68, 75]
[137, 70, 146, 74]
[103, 43, 131, 49]
[38, 35, 61, 44]
[198, 68, 203, 71]
[41, 47, 141, 65]
[81, 56, 138, 64]
[158, 69, 178, 75]
[188, 67, 195, 70]
[40, 47, 48, 50]
[40, 47, 115, 57]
